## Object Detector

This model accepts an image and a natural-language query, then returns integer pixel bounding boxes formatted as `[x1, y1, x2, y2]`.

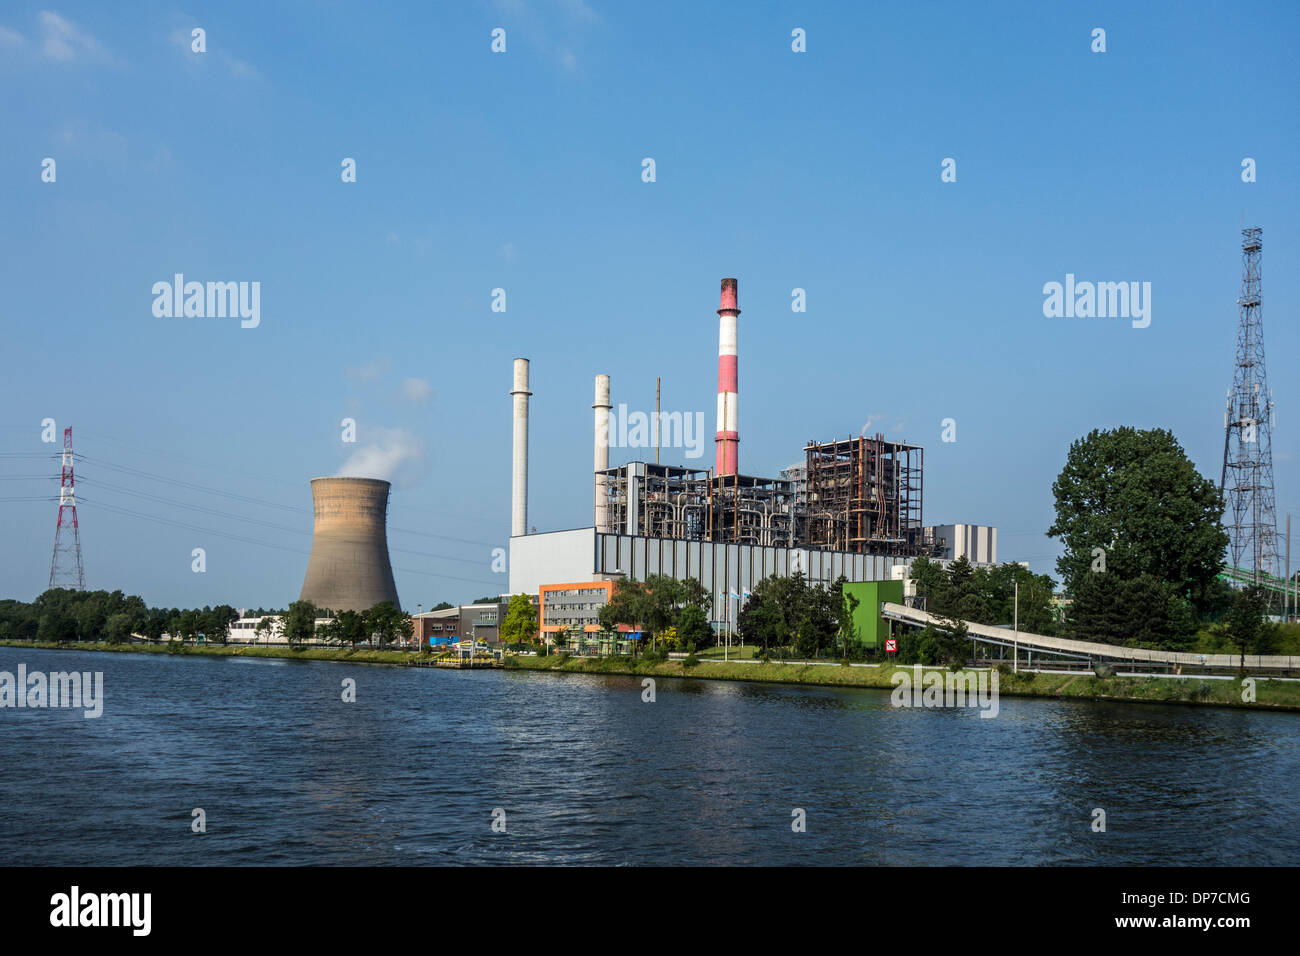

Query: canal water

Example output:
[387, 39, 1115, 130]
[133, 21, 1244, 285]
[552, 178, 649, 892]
[1, 648, 1297, 865]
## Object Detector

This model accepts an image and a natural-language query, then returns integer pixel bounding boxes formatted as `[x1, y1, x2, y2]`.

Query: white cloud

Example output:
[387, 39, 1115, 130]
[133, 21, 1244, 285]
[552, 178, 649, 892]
[223, 54, 258, 78]
[491, 0, 599, 73]
[39, 10, 114, 65]
[346, 356, 390, 383]
[169, 24, 260, 79]
[557, 0, 600, 23]
[0, 25, 26, 49]
[500, 241, 516, 261]
[400, 378, 432, 403]
[54, 119, 129, 163]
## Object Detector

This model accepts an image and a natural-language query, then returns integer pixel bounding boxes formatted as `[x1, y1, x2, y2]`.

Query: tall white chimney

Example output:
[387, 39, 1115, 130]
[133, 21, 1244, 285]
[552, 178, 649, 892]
[593, 374, 611, 531]
[511, 358, 531, 537]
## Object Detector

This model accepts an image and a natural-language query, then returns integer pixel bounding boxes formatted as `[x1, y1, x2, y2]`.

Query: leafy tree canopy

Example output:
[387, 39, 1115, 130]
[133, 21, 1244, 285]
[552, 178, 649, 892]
[1048, 427, 1227, 606]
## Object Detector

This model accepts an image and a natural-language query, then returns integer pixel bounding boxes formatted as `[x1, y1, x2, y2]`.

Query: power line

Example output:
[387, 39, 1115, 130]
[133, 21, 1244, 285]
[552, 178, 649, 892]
[75, 428, 501, 525]
[81, 497, 500, 588]
[76, 455, 500, 547]
[77, 478, 495, 569]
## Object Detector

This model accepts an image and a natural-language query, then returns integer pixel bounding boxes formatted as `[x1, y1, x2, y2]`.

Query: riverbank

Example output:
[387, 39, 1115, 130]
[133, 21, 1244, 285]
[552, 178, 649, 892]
[0, 640, 420, 666]
[5, 639, 1297, 711]
[505, 654, 1300, 712]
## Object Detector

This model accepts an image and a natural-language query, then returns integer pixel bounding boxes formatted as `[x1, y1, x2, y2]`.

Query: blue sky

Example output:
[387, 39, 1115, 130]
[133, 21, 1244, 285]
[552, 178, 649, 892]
[2, 0, 1298, 609]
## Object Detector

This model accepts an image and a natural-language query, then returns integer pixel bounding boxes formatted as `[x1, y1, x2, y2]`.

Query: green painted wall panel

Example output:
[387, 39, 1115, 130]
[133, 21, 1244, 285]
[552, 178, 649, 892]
[842, 580, 904, 647]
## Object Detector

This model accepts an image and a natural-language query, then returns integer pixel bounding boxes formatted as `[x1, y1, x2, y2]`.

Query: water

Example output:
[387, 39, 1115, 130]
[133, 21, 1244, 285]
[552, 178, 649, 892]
[1, 647, 1297, 865]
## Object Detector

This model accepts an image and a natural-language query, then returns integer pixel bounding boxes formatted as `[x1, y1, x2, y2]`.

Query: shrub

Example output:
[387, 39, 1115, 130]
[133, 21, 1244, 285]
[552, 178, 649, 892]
[682, 653, 699, 668]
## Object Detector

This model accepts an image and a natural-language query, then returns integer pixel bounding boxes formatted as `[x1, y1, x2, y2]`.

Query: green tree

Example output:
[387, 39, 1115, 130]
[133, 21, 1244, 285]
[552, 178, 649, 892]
[838, 585, 860, 659]
[973, 563, 1058, 635]
[794, 581, 840, 658]
[738, 573, 808, 652]
[316, 617, 342, 644]
[177, 609, 202, 642]
[142, 608, 168, 642]
[908, 556, 946, 612]
[333, 609, 368, 647]
[206, 605, 238, 646]
[598, 575, 711, 650]
[501, 593, 538, 646]
[281, 600, 318, 645]
[1070, 572, 1195, 650]
[933, 615, 971, 668]
[37, 610, 76, 643]
[365, 601, 412, 646]
[1048, 427, 1228, 608]
[1224, 585, 1274, 668]
[675, 604, 711, 651]
[104, 612, 134, 645]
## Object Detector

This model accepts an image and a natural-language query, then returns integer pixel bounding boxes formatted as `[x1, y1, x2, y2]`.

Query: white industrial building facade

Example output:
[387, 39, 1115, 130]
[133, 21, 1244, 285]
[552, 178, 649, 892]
[510, 527, 912, 626]
[925, 524, 997, 565]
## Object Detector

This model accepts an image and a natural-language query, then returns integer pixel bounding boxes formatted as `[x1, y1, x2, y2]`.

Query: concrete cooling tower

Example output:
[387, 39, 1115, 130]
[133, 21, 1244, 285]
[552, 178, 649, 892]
[298, 477, 401, 613]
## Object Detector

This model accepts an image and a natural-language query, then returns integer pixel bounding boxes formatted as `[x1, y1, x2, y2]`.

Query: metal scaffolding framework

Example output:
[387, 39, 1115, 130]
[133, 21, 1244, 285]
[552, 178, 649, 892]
[802, 434, 926, 556]
[596, 433, 940, 558]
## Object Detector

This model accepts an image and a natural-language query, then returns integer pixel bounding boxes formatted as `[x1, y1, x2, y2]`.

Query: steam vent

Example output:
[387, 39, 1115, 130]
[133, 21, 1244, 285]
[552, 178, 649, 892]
[298, 477, 400, 613]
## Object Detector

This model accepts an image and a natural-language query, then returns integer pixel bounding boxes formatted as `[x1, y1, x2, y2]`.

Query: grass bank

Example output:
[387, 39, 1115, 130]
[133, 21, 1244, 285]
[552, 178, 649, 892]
[0, 640, 421, 666]
[505, 654, 1300, 712]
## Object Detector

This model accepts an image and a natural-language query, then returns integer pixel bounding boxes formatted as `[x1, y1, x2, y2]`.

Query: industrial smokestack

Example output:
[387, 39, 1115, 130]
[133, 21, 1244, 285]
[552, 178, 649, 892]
[593, 374, 611, 531]
[299, 477, 400, 613]
[715, 277, 740, 476]
[511, 358, 531, 537]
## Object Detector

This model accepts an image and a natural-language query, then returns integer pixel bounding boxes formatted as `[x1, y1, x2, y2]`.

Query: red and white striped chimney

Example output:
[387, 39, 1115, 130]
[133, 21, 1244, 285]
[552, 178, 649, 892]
[715, 277, 740, 476]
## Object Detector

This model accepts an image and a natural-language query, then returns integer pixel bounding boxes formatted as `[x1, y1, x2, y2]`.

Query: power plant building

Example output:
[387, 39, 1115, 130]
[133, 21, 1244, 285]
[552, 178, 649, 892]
[508, 276, 996, 627]
[510, 527, 913, 626]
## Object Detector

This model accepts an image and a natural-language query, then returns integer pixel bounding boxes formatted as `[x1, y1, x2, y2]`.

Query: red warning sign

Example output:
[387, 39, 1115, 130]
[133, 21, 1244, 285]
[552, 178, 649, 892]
[885, 638, 897, 653]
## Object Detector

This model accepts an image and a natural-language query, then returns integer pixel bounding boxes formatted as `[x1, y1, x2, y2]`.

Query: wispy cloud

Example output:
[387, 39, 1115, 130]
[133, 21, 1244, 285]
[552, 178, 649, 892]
[346, 356, 391, 383]
[399, 378, 433, 403]
[54, 118, 129, 163]
[491, 0, 601, 73]
[39, 10, 116, 65]
[168, 23, 261, 79]
[0, 25, 25, 50]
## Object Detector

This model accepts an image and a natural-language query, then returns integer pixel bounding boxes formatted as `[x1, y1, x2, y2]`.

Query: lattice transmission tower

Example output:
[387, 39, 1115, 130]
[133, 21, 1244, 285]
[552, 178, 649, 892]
[48, 426, 86, 591]
[1220, 227, 1279, 593]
